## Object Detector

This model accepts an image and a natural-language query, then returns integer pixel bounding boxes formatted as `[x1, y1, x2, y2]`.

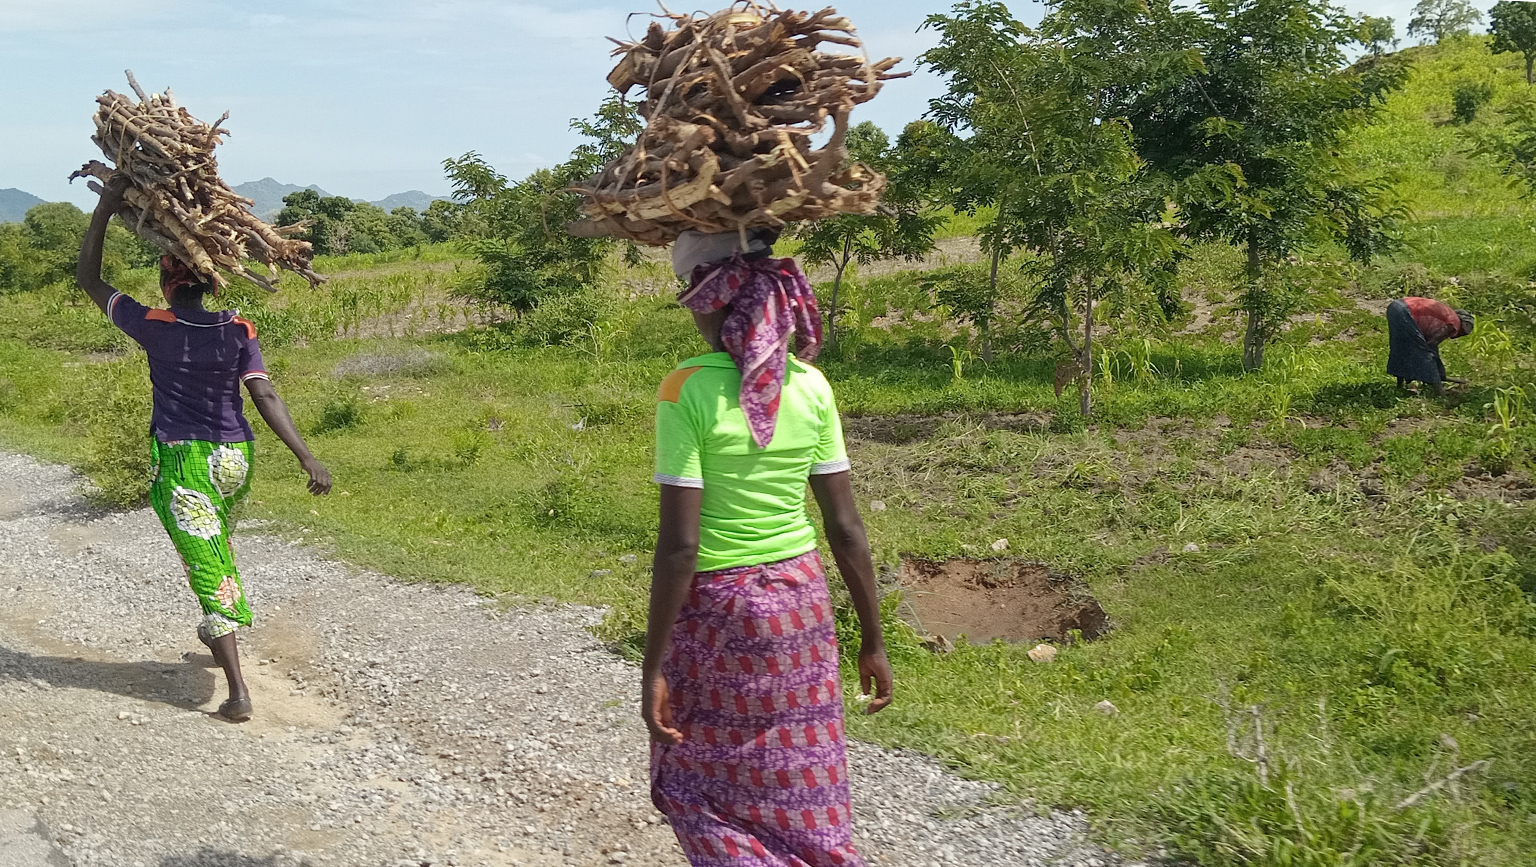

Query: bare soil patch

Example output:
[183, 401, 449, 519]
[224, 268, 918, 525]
[898, 557, 1110, 646]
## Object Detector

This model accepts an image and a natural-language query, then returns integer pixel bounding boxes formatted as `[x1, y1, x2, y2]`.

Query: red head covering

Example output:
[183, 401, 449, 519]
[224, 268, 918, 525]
[159, 255, 205, 295]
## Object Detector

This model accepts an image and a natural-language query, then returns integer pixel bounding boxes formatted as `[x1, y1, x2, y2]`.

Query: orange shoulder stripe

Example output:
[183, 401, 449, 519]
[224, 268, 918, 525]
[232, 316, 257, 339]
[145, 309, 177, 323]
[658, 367, 703, 403]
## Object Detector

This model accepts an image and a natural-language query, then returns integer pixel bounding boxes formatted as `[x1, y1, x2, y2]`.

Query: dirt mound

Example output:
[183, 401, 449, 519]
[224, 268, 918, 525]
[898, 557, 1110, 646]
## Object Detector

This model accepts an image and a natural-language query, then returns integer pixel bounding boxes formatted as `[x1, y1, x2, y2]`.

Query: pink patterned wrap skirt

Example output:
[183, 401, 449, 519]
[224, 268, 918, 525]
[651, 550, 865, 867]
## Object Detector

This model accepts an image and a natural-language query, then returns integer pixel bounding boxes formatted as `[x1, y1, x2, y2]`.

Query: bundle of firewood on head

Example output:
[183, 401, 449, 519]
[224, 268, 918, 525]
[568, 3, 907, 246]
[69, 71, 324, 293]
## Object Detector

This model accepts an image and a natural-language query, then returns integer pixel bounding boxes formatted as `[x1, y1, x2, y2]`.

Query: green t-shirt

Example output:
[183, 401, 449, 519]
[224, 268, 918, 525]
[654, 352, 850, 572]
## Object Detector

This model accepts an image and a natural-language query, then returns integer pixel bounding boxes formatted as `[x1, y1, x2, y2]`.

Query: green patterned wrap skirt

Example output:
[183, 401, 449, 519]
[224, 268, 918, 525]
[148, 438, 255, 639]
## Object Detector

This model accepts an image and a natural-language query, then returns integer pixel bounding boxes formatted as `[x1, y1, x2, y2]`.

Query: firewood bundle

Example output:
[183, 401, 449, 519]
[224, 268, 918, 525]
[70, 71, 323, 293]
[569, 3, 906, 246]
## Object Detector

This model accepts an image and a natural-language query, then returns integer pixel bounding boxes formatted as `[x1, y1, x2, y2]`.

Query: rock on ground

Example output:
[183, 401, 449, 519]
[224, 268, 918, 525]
[0, 452, 1128, 867]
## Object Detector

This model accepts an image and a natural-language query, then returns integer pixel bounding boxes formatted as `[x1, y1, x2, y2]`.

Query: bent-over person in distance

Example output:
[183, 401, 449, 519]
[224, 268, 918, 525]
[1386, 296, 1474, 397]
[643, 228, 894, 867]
[78, 175, 332, 722]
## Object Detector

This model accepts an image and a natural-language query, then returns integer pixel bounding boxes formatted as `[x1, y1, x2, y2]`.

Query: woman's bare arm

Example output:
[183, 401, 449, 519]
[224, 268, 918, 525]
[809, 471, 893, 714]
[244, 377, 331, 495]
[643, 484, 703, 744]
[76, 176, 132, 313]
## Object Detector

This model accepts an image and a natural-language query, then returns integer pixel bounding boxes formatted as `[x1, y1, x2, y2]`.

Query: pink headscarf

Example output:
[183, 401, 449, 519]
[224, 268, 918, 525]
[679, 255, 823, 448]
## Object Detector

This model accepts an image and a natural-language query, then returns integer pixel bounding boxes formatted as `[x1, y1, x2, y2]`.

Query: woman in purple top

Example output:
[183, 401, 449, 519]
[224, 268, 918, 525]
[77, 176, 331, 721]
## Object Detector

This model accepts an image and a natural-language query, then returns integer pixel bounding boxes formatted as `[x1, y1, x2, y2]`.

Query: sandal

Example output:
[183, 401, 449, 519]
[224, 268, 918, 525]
[217, 697, 253, 722]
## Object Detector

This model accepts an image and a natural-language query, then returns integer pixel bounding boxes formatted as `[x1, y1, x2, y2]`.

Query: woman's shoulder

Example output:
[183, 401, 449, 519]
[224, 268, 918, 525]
[787, 356, 833, 391]
[657, 366, 705, 403]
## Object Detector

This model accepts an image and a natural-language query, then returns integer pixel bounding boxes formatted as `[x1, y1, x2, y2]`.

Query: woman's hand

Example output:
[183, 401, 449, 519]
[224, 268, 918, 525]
[642, 668, 683, 745]
[300, 457, 331, 495]
[101, 174, 132, 207]
[858, 644, 893, 714]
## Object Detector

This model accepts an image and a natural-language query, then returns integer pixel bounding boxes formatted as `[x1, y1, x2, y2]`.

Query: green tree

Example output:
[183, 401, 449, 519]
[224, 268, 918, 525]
[923, 0, 1189, 415]
[386, 207, 427, 248]
[340, 203, 386, 255]
[0, 202, 153, 294]
[792, 121, 942, 345]
[421, 200, 471, 243]
[278, 190, 352, 256]
[1491, 0, 1536, 85]
[1128, 0, 1410, 370]
[277, 194, 410, 256]
[1407, 0, 1482, 43]
[446, 96, 643, 313]
[1359, 15, 1398, 55]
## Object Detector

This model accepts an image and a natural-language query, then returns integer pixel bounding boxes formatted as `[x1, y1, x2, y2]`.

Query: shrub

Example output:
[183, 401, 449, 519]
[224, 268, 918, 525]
[76, 358, 154, 508]
[1451, 80, 1495, 125]
[312, 396, 364, 435]
[513, 285, 618, 347]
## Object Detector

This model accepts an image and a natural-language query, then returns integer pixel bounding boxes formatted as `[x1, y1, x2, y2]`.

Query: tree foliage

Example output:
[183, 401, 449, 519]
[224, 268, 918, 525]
[1128, 0, 1410, 370]
[445, 96, 643, 314]
[1358, 15, 1398, 55]
[1407, 0, 1483, 44]
[922, 0, 1190, 414]
[1, 202, 154, 294]
[1491, 0, 1536, 85]
[277, 192, 430, 257]
[793, 121, 942, 344]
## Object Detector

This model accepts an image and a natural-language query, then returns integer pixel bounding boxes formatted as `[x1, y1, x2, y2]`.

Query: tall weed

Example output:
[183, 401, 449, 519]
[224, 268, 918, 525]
[73, 357, 153, 508]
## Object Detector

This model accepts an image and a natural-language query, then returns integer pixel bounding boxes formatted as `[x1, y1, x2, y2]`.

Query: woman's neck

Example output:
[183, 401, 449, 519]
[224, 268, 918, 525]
[169, 290, 209, 311]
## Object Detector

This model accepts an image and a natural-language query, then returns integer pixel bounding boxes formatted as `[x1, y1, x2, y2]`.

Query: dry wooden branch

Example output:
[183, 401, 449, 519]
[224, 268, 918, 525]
[1395, 760, 1491, 810]
[70, 70, 324, 293]
[570, 3, 908, 245]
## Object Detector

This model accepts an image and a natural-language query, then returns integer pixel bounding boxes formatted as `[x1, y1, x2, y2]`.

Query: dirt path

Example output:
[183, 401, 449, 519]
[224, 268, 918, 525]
[0, 452, 1125, 867]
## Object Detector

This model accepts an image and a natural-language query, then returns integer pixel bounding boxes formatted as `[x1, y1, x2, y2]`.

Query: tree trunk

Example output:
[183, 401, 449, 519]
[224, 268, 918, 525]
[1526, 52, 1533, 86]
[827, 233, 853, 346]
[1079, 282, 1094, 418]
[983, 245, 1001, 364]
[1241, 239, 1264, 372]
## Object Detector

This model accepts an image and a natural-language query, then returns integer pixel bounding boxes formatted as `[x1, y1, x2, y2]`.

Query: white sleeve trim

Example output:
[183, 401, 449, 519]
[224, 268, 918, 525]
[107, 292, 123, 318]
[654, 473, 704, 489]
[240, 371, 271, 382]
[810, 458, 851, 475]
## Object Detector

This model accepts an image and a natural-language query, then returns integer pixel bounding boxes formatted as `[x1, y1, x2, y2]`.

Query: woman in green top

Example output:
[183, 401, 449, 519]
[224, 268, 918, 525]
[644, 232, 892, 866]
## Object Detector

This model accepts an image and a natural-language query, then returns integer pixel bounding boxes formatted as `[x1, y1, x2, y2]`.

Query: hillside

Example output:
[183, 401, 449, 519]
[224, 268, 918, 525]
[1350, 36, 1529, 219]
[0, 188, 45, 223]
[372, 190, 451, 213]
[231, 178, 331, 222]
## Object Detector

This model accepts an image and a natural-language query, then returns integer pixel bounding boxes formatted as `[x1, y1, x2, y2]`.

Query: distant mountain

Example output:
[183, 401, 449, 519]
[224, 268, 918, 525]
[371, 191, 451, 213]
[0, 188, 46, 223]
[232, 178, 331, 222]
[231, 179, 451, 222]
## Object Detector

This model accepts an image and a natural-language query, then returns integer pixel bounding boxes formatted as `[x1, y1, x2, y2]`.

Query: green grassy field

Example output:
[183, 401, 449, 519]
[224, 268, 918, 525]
[2, 39, 1535, 867]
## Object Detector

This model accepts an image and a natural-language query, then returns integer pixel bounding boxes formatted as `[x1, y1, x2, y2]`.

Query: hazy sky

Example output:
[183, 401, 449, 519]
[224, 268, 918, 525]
[1, 0, 1435, 207]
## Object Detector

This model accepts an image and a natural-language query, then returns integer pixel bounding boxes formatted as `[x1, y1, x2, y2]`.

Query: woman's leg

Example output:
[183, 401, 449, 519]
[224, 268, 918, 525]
[652, 553, 863, 866]
[209, 632, 249, 705]
[150, 439, 256, 719]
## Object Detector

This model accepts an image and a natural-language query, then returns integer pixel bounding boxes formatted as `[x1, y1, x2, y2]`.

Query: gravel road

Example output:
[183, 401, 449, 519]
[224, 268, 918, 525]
[0, 451, 1128, 867]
